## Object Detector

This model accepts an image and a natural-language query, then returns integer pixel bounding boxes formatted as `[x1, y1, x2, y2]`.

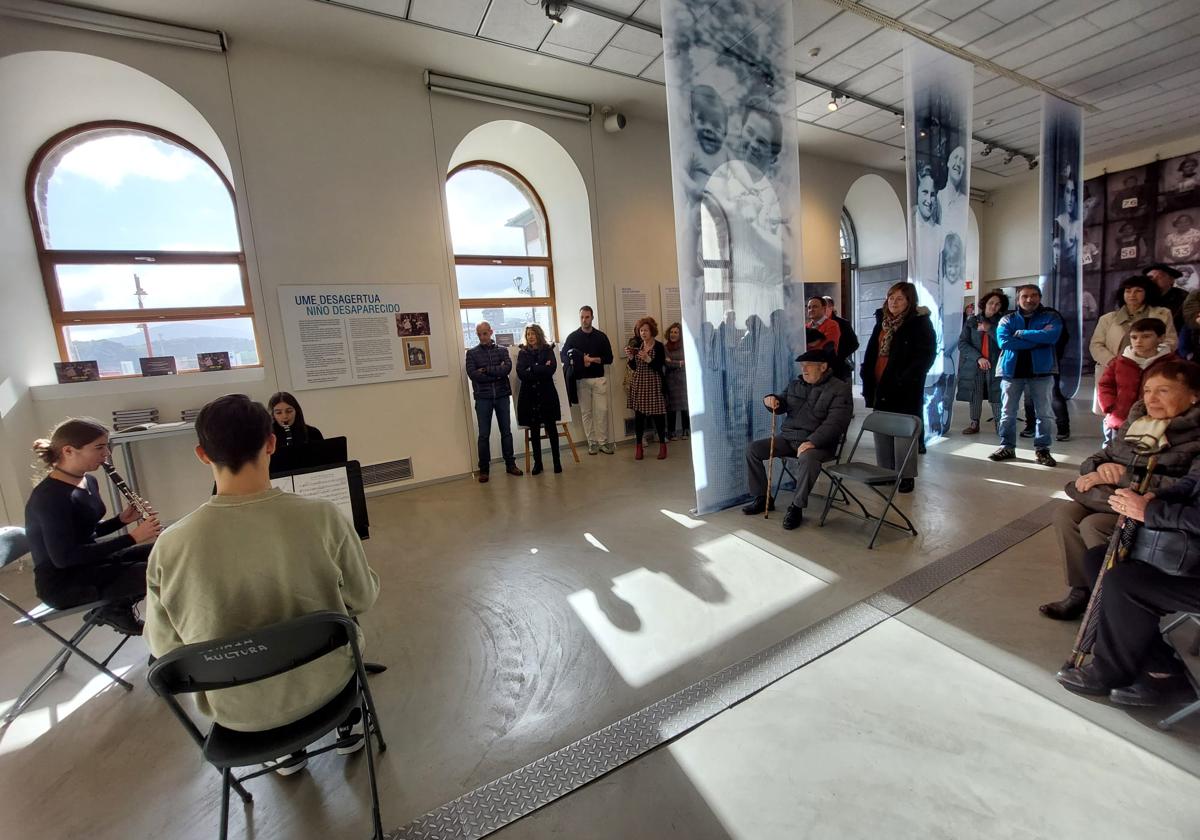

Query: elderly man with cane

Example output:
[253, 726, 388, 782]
[742, 349, 853, 530]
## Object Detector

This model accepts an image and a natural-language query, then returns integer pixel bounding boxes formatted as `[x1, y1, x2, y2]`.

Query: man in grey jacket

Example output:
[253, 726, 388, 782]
[743, 349, 854, 530]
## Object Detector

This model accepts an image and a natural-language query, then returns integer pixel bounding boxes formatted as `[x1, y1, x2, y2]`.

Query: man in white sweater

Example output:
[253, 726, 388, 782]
[145, 394, 379, 773]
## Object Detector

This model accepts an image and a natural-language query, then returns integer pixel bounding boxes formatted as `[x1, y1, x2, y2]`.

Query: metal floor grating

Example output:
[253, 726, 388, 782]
[388, 505, 1059, 840]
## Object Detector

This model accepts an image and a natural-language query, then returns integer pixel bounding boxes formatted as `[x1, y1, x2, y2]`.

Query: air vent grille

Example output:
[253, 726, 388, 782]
[362, 458, 413, 486]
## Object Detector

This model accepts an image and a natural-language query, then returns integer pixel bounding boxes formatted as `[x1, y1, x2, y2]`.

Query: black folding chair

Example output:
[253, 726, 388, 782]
[146, 611, 387, 840]
[0, 527, 135, 725]
[1158, 612, 1200, 730]
[770, 430, 850, 509]
[818, 411, 921, 549]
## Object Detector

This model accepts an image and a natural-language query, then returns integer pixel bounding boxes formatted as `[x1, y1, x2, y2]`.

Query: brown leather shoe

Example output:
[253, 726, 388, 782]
[1039, 587, 1089, 620]
[478, 472, 489, 483]
[506, 464, 524, 477]
[962, 421, 979, 435]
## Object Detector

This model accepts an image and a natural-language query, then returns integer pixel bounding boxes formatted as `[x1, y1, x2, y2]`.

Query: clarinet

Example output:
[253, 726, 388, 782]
[101, 462, 154, 520]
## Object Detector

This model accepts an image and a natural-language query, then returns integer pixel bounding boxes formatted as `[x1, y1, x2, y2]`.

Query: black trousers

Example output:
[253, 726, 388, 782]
[634, 412, 666, 444]
[745, 437, 832, 509]
[37, 542, 152, 610]
[529, 421, 561, 467]
[1023, 374, 1069, 433]
[666, 410, 690, 437]
[1083, 547, 1200, 685]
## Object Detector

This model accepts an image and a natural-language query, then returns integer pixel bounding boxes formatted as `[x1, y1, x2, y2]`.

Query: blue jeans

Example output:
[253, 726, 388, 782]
[999, 378, 1053, 449]
[475, 397, 515, 472]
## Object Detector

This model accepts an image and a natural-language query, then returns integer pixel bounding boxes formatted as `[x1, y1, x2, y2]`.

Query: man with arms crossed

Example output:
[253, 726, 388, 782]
[145, 394, 380, 774]
[562, 305, 615, 455]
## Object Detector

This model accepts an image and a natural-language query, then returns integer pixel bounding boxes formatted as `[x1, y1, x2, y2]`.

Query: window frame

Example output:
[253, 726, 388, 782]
[447, 160, 558, 341]
[25, 120, 259, 375]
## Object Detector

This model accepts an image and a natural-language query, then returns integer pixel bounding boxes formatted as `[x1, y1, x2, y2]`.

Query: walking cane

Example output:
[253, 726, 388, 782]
[765, 403, 777, 520]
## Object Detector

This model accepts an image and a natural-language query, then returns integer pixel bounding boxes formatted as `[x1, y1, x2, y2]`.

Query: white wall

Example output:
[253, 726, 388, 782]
[843, 173, 907, 268]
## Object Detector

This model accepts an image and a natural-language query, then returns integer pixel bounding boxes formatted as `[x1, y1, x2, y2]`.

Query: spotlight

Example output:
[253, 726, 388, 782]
[541, 0, 567, 24]
[827, 93, 839, 112]
[1003, 150, 1016, 165]
[981, 144, 993, 157]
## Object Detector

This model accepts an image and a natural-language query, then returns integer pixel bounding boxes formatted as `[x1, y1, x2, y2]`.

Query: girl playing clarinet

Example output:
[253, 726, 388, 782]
[24, 418, 161, 635]
[268, 391, 324, 450]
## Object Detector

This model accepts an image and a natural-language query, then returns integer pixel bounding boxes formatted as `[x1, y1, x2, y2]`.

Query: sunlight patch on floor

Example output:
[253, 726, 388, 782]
[0, 664, 133, 756]
[567, 534, 826, 687]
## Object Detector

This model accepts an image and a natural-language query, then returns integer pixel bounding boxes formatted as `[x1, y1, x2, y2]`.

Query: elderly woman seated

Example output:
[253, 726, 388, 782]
[1043, 359, 1200, 620]
[1057, 451, 1200, 706]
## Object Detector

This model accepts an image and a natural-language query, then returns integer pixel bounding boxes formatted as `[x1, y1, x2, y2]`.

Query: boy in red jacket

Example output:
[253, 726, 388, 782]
[1097, 318, 1171, 432]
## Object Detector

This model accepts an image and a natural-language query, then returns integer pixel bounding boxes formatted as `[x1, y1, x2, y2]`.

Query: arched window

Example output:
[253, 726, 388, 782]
[839, 209, 857, 266]
[27, 121, 257, 377]
[445, 162, 556, 347]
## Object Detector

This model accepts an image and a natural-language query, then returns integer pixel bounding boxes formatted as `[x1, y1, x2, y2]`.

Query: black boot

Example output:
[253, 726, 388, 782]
[1039, 587, 1089, 620]
[741, 497, 775, 515]
[531, 460, 543, 476]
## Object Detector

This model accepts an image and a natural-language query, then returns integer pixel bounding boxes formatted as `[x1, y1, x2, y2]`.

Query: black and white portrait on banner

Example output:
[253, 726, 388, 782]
[661, 0, 803, 514]
[1105, 216, 1152, 271]
[1107, 166, 1150, 221]
[1039, 95, 1083, 398]
[903, 38, 972, 440]
[1159, 153, 1200, 213]
[1157, 208, 1200, 264]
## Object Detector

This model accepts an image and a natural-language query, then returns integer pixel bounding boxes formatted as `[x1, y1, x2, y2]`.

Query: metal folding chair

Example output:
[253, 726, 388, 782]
[0, 527, 135, 724]
[1158, 612, 1200, 730]
[147, 611, 387, 840]
[818, 411, 921, 549]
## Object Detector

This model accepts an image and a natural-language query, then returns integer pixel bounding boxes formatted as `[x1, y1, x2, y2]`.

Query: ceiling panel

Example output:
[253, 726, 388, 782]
[478, 0, 552, 48]
[839, 64, 902, 98]
[839, 109, 901, 135]
[974, 87, 1038, 118]
[335, 0, 410, 17]
[796, 13, 881, 62]
[578, 0, 641, 13]
[407, 0, 488, 34]
[935, 9, 1004, 47]
[814, 99, 876, 129]
[861, 0, 924, 14]
[1086, 0, 1175, 30]
[591, 44, 655, 75]
[538, 42, 596, 63]
[544, 12, 620, 52]
[922, 0, 990, 17]
[973, 76, 1020, 106]
[609, 24, 662, 57]
[792, 1, 840, 40]
[992, 19, 1101, 68]
[639, 53, 665, 82]
[1131, 0, 1200, 33]
[1032, 0, 1099, 27]
[1042, 23, 1194, 90]
[966, 16, 1049, 59]
[632, 0, 661, 27]
[900, 7, 950, 33]
[979, 0, 1046, 24]
[833, 28, 902, 70]
[1081, 53, 1200, 102]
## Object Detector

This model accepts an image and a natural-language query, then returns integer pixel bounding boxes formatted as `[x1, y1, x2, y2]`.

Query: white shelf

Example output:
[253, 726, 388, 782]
[30, 366, 267, 401]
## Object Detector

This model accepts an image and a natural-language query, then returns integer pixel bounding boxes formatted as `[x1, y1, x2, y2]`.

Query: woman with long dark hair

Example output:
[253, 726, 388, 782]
[24, 418, 161, 635]
[664, 322, 690, 440]
[956, 291, 1008, 436]
[624, 316, 668, 460]
[517, 324, 562, 475]
[268, 391, 324, 450]
[861, 281, 936, 492]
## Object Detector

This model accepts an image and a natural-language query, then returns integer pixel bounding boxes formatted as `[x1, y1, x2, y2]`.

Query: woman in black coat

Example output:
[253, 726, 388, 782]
[517, 324, 562, 474]
[860, 281, 937, 492]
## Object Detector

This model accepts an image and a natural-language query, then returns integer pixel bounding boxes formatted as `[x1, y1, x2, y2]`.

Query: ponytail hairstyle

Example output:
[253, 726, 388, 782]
[31, 417, 109, 480]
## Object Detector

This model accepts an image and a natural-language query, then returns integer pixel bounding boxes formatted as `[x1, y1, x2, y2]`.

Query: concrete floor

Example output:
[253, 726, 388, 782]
[1, 405, 1196, 838]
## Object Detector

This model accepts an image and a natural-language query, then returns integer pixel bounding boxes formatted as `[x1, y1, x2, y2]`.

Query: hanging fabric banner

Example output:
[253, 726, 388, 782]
[1039, 94, 1083, 399]
[661, 0, 805, 514]
[903, 39, 972, 441]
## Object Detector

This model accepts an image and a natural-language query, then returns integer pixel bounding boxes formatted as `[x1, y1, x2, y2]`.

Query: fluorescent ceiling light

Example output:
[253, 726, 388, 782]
[0, 0, 226, 52]
[425, 71, 592, 123]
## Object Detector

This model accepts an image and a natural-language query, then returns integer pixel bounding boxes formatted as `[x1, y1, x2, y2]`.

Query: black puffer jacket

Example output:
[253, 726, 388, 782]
[1081, 402, 1200, 493]
[860, 306, 937, 417]
[769, 371, 853, 451]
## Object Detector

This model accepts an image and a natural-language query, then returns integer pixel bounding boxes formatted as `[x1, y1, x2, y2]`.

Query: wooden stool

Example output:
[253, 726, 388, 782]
[524, 421, 581, 473]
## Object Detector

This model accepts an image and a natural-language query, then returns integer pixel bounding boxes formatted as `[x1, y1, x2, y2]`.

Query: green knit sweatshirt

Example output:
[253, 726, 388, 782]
[145, 488, 380, 732]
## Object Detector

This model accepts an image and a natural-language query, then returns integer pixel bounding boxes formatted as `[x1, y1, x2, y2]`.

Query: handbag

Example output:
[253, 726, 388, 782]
[1130, 526, 1200, 577]
[1063, 481, 1116, 514]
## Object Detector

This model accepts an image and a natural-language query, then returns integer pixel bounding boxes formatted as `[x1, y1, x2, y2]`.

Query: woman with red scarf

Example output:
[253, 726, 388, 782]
[860, 281, 937, 493]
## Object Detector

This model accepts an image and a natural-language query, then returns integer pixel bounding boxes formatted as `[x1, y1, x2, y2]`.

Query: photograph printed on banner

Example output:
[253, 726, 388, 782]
[396, 311, 431, 337]
[1082, 225, 1104, 271]
[1107, 167, 1150, 220]
[1159, 153, 1200, 212]
[660, 0, 805, 512]
[1082, 177, 1105, 226]
[1157, 209, 1200, 264]
[1105, 217, 1152, 271]
[905, 41, 971, 439]
[1039, 98, 1083, 397]
[1080, 272, 1103, 374]
[1176, 263, 1200, 293]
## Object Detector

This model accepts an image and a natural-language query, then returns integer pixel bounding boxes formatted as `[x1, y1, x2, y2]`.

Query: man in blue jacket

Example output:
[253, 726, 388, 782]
[991, 284, 1063, 467]
[465, 322, 523, 483]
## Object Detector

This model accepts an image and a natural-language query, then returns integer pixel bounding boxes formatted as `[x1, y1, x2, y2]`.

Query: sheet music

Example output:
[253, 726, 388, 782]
[291, 466, 355, 526]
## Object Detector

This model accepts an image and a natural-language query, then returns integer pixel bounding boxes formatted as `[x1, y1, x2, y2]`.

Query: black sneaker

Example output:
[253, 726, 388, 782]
[781, 505, 803, 530]
[989, 447, 1016, 462]
[1019, 427, 1035, 438]
[90, 604, 143, 636]
[1035, 449, 1057, 467]
[898, 477, 915, 493]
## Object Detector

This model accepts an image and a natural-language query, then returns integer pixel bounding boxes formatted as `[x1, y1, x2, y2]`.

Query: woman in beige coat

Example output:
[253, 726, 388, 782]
[1091, 275, 1176, 440]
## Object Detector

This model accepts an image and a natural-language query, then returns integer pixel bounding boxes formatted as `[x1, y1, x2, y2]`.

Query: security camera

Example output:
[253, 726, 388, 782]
[601, 106, 626, 133]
